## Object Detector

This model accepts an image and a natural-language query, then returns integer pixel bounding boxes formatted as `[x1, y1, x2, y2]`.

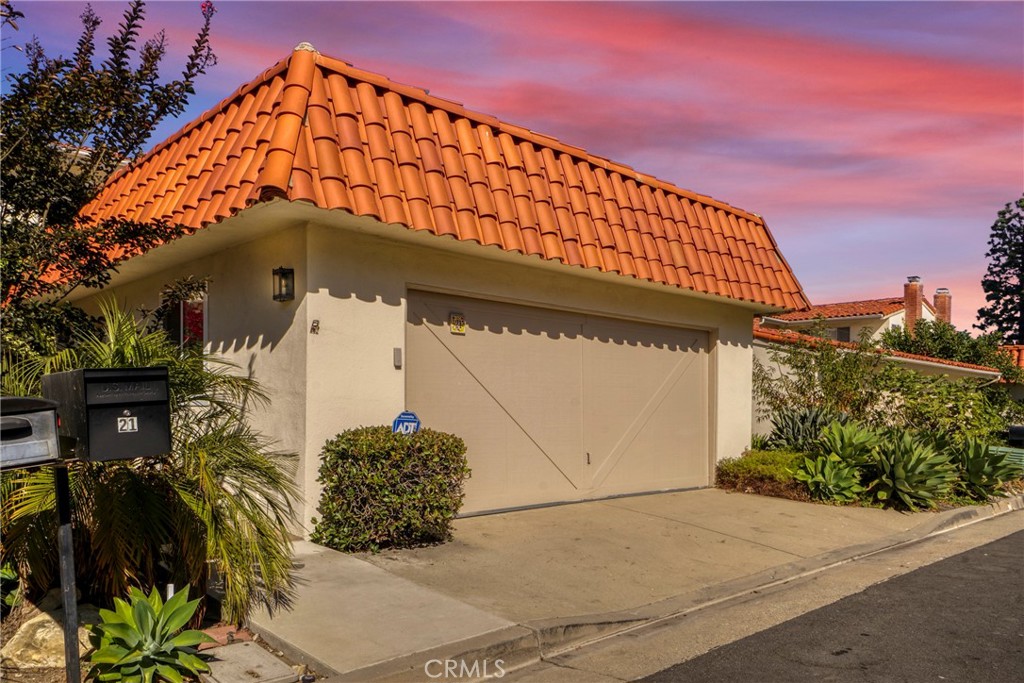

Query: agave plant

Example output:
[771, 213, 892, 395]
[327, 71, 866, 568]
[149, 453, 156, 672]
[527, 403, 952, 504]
[794, 455, 865, 503]
[950, 438, 1016, 500]
[86, 587, 215, 683]
[769, 407, 848, 453]
[815, 420, 880, 467]
[869, 432, 958, 510]
[1, 299, 298, 623]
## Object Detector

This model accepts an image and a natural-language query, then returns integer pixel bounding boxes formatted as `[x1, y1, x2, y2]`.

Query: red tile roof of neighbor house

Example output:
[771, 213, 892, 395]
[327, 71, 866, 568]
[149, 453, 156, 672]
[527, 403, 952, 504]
[753, 321, 1000, 374]
[770, 297, 935, 322]
[82, 45, 809, 311]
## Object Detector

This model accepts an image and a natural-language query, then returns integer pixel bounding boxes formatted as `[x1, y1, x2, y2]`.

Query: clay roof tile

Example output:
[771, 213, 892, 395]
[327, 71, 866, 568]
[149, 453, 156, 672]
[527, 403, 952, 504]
[82, 47, 808, 310]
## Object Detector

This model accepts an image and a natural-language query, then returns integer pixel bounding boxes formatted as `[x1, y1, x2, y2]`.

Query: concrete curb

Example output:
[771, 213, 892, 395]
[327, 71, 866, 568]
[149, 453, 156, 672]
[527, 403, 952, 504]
[254, 493, 1024, 681]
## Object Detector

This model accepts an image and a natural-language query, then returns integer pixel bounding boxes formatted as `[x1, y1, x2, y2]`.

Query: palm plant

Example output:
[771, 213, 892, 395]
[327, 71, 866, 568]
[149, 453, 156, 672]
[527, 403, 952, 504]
[1, 299, 298, 623]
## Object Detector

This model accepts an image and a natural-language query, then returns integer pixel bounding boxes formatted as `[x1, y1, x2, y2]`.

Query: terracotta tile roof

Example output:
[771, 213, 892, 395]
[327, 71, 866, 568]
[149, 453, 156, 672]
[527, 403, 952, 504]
[82, 45, 809, 310]
[770, 297, 939, 323]
[753, 321, 1000, 375]
[770, 298, 905, 321]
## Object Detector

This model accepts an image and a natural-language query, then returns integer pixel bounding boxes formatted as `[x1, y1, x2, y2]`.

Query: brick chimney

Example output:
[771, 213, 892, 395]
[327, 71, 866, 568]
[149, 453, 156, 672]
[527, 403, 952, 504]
[934, 288, 952, 324]
[904, 276, 922, 335]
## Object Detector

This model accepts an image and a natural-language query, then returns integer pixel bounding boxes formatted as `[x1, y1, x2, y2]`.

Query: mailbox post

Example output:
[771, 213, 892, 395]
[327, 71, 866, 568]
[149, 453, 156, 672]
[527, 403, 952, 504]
[0, 396, 80, 682]
[3, 367, 171, 682]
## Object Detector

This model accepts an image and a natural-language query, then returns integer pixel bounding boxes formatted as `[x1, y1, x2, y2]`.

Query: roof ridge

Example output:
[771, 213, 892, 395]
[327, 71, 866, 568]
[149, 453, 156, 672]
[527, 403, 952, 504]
[310, 52, 763, 223]
[82, 46, 811, 311]
[109, 48, 762, 225]
[803, 296, 904, 308]
[259, 46, 319, 200]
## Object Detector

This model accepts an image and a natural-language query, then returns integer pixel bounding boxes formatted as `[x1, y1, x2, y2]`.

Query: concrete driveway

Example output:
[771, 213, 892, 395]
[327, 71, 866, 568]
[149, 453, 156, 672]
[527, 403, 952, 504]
[249, 488, 1023, 680]
[357, 488, 930, 623]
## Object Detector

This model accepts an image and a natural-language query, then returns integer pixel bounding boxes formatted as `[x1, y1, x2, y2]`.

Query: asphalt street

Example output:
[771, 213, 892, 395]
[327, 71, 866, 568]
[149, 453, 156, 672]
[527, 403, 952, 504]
[641, 530, 1024, 683]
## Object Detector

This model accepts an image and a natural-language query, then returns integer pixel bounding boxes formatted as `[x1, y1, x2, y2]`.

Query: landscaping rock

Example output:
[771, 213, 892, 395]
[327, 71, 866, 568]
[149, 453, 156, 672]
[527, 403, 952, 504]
[0, 604, 98, 669]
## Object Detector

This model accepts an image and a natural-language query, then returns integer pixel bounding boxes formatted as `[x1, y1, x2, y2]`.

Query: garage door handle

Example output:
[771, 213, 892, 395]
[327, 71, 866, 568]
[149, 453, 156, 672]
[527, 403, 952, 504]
[586, 452, 591, 465]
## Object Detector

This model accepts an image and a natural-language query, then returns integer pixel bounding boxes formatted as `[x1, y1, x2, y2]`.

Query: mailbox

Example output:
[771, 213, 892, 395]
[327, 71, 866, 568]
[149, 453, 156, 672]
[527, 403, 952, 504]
[0, 396, 61, 470]
[41, 368, 172, 462]
[1009, 425, 1024, 449]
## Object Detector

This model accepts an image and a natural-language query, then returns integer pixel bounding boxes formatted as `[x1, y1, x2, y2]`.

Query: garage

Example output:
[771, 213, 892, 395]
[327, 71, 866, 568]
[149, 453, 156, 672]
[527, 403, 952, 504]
[407, 290, 710, 514]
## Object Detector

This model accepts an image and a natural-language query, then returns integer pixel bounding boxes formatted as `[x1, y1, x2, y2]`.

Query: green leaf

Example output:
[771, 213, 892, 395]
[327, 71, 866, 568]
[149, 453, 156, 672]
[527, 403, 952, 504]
[168, 630, 216, 648]
[175, 651, 210, 674]
[154, 664, 184, 683]
[158, 592, 200, 635]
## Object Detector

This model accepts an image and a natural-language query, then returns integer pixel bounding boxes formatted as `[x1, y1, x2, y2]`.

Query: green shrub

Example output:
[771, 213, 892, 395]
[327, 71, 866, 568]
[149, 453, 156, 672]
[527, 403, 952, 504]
[86, 587, 214, 683]
[717, 449, 807, 500]
[814, 420, 880, 467]
[950, 438, 1017, 500]
[868, 432, 958, 510]
[1, 563, 21, 617]
[875, 367, 1007, 444]
[718, 449, 802, 484]
[750, 433, 772, 451]
[754, 330, 1015, 449]
[769, 407, 848, 452]
[311, 426, 470, 552]
[794, 455, 865, 503]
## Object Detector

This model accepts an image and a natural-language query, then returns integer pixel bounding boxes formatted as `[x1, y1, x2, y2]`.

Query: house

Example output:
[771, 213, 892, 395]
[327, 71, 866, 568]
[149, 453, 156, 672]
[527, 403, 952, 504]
[758, 276, 949, 342]
[75, 44, 809, 526]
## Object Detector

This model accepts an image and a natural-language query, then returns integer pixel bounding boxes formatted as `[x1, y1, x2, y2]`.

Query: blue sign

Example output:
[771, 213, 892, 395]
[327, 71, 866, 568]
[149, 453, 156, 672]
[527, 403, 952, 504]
[392, 411, 421, 435]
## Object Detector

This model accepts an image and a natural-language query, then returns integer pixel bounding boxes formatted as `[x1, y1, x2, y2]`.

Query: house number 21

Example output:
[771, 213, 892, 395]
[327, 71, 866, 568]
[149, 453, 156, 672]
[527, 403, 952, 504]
[117, 416, 139, 433]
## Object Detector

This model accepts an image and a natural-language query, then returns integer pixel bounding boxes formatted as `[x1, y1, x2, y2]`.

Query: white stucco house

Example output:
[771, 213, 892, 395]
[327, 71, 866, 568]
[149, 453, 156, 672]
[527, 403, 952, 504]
[758, 276, 950, 342]
[77, 45, 810, 529]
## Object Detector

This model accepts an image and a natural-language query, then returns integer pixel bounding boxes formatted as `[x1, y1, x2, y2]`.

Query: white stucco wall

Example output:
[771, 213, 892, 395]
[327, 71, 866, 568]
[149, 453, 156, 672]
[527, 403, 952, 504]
[77, 223, 311, 531]
[84, 205, 760, 531]
[301, 219, 756, 529]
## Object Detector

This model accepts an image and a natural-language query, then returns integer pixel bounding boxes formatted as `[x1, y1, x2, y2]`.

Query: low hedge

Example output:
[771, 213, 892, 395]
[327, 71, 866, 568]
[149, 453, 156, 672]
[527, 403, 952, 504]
[716, 449, 809, 501]
[310, 426, 470, 552]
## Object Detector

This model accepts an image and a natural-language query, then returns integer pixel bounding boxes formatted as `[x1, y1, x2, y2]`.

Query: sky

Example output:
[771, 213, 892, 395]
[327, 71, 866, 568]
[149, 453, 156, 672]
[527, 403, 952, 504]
[3, 0, 1022, 331]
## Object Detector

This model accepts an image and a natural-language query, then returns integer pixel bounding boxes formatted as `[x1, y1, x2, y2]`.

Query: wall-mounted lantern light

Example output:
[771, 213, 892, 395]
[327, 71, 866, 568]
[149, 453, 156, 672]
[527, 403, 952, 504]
[272, 267, 295, 302]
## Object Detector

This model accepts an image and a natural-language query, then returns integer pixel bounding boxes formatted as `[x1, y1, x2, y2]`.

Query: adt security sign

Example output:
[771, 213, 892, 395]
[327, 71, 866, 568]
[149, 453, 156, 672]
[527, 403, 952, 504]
[392, 411, 421, 435]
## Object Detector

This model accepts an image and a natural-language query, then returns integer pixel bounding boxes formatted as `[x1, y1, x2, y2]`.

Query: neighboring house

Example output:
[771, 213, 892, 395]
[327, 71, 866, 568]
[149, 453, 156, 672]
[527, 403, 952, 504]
[751, 321, 1002, 435]
[74, 44, 809, 527]
[758, 276, 950, 342]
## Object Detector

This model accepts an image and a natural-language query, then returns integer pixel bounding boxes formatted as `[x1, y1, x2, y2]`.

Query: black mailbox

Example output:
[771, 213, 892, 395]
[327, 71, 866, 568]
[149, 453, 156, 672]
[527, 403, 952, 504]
[0, 396, 61, 470]
[41, 368, 172, 462]
[1008, 425, 1024, 449]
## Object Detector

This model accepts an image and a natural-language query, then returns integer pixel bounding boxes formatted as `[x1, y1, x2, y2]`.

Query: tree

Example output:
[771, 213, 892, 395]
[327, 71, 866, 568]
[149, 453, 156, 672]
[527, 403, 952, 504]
[1, 300, 298, 623]
[879, 319, 1023, 384]
[976, 196, 1024, 344]
[0, 0, 216, 361]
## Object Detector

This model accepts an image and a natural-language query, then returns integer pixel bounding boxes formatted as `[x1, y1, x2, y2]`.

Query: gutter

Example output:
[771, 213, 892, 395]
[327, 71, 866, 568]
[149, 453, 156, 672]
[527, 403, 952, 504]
[885, 355, 1001, 380]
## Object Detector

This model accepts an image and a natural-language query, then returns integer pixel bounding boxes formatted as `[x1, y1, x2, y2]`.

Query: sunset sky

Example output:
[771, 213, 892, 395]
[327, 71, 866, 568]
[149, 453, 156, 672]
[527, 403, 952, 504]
[6, 1, 1022, 331]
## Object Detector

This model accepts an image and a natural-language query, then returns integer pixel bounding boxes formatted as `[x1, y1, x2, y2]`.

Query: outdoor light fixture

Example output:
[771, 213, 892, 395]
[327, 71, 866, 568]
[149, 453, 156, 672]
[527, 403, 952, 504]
[272, 267, 295, 302]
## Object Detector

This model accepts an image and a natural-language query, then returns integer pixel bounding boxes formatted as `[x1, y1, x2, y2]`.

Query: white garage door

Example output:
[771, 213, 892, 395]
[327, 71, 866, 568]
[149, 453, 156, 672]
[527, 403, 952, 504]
[406, 291, 709, 514]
